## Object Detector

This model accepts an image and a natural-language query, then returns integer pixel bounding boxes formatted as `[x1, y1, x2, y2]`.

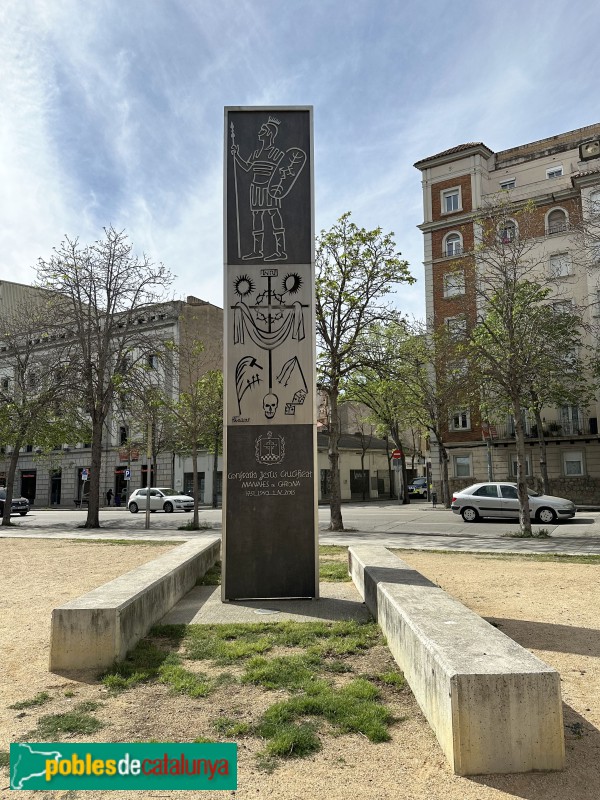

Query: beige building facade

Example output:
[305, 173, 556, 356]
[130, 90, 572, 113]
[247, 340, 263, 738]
[0, 288, 224, 507]
[415, 123, 600, 502]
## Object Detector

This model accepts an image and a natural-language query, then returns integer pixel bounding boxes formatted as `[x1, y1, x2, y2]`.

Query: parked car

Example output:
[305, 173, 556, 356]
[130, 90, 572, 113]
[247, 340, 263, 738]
[408, 476, 428, 498]
[127, 488, 194, 514]
[451, 482, 576, 523]
[0, 488, 30, 516]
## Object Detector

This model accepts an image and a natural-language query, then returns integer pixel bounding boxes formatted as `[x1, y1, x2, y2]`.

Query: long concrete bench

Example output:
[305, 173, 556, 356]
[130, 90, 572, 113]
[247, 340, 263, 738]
[348, 545, 564, 776]
[50, 536, 220, 671]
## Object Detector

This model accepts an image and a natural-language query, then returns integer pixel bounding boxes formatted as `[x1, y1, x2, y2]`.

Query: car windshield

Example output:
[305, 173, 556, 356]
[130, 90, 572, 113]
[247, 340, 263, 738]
[0, 491, 5, 500]
[527, 489, 541, 497]
[158, 488, 179, 496]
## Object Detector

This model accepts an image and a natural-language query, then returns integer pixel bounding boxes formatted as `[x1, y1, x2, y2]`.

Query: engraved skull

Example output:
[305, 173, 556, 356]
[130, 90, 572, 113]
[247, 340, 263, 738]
[263, 393, 278, 419]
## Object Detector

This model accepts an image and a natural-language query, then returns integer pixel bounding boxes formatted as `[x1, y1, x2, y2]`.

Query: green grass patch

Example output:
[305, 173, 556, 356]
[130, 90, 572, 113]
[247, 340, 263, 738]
[26, 703, 103, 739]
[212, 716, 251, 737]
[9, 692, 51, 710]
[390, 548, 600, 565]
[375, 671, 406, 688]
[100, 640, 179, 693]
[0, 750, 9, 768]
[242, 654, 321, 691]
[197, 562, 222, 586]
[258, 678, 392, 746]
[177, 520, 212, 531]
[318, 545, 347, 556]
[68, 539, 177, 546]
[183, 621, 381, 664]
[158, 663, 212, 698]
[262, 722, 321, 759]
[319, 561, 351, 582]
[505, 528, 551, 539]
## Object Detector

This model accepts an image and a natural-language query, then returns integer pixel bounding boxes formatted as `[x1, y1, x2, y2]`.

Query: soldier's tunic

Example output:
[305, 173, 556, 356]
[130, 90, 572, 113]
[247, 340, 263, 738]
[248, 147, 284, 210]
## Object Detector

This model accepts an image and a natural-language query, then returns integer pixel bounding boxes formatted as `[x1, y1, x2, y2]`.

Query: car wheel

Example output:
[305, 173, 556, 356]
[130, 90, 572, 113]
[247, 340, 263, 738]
[19, 511, 28, 516]
[129, 502, 138, 514]
[536, 507, 557, 524]
[461, 506, 479, 523]
[164, 502, 174, 513]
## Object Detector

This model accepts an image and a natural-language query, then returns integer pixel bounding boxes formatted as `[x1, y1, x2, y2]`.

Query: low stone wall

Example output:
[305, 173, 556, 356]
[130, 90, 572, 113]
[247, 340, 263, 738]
[349, 545, 565, 776]
[50, 536, 220, 671]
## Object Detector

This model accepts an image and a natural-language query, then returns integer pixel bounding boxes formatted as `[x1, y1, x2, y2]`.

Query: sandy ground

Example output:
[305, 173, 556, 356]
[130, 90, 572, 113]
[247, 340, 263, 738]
[1, 539, 600, 799]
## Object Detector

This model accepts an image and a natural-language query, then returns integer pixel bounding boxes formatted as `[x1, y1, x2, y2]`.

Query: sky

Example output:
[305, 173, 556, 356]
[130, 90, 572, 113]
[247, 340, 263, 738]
[1, 0, 599, 320]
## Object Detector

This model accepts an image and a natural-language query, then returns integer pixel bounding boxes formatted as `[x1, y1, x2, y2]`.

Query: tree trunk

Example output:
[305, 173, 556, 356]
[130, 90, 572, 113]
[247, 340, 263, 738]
[327, 386, 343, 531]
[84, 417, 103, 528]
[2, 438, 23, 526]
[360, 452, 366, 502]
[438, 439, 450, 507]
[384, 437, 394, 499]
[399, 445, 409, 504]
[513, 401, 532, 535]
[192, 447, 199, 528]
[533, 408, 550, 494]
[213, 428, 219, 509]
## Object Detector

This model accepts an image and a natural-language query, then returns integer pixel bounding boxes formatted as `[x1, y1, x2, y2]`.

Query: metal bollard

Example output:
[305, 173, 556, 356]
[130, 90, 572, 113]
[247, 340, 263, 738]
[431, 491, 437, 508]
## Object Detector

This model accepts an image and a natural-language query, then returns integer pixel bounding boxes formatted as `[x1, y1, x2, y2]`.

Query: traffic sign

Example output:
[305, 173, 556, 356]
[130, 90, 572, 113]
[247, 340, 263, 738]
[391, 449, 403, 460]
[81, 468, 89, 481]
[124, 468, 131, 481]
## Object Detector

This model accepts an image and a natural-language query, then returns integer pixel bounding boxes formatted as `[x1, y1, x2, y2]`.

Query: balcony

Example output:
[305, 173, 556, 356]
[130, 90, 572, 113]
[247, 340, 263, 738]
[545, 223, 571, 237]
[489, 417, 596, 440]
[443, 246, 463, 258]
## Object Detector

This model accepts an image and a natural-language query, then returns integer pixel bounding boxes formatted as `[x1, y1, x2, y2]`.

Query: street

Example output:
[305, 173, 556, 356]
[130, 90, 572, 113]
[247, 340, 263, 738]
[2, 500, 600, 554]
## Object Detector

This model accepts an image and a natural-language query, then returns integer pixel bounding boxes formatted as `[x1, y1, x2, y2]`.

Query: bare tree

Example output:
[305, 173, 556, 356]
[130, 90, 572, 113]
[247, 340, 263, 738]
[0, 297, 77, 524]
[36, 227, 173, 528]
[467, 199, 592, 533]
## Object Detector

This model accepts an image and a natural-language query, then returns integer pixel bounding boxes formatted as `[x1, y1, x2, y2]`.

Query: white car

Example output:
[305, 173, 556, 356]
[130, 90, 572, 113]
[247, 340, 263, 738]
[451, 482, 576, 524]
[128, 487, 194, 514]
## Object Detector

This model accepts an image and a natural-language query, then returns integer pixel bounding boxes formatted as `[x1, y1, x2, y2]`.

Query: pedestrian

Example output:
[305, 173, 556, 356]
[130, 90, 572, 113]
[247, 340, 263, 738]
[106, 488, 113, 506]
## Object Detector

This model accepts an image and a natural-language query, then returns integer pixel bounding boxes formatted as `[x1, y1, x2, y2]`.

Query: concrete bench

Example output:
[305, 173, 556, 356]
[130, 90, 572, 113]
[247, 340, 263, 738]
[50, 536, 220, 671]
[348, 545, 565, 776]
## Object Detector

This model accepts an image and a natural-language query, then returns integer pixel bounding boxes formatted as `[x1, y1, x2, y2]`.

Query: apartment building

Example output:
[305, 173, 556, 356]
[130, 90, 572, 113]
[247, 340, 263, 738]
[0, 286, 223, 507]
[415, 123, 600, 503]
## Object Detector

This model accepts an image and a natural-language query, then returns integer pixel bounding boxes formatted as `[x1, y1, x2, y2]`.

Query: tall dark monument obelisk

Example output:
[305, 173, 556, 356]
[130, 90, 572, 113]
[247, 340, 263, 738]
[222, 107, 317, 600]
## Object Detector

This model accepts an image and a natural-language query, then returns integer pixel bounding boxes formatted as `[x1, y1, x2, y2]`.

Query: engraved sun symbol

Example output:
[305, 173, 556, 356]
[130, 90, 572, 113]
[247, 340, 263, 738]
[234, 275, 255, 297]
[282, 273, 302, 295]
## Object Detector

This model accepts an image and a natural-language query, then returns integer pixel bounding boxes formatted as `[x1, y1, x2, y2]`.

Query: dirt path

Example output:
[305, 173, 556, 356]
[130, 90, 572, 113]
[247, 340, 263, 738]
[1, 540, 599, 799]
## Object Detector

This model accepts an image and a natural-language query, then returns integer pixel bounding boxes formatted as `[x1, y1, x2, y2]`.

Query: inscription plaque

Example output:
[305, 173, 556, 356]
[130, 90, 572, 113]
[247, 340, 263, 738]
[223, 107, 317, 599]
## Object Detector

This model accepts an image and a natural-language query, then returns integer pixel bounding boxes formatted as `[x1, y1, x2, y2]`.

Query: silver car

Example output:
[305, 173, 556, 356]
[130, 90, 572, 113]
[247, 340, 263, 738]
[451, 482, 576, 524]
[128, 487, 194, 514]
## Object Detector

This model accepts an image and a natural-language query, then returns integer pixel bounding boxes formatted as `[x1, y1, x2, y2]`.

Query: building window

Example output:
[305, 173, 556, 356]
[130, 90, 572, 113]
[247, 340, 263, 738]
[1, 376, 9, 390]
[546, 165, 563, 179]
[549, 252, 571, 278]
[552, 300, 574, 314]
[546, 208, 568, 235]
[450, 410, 471, 431]
[443, 270, 465, 297]
[119, 426, 128, 445]
[499, 220, 517, 243]
[453, 455, 471, 477]
[441, 188, 461, 214]
[499, 178, 516, 190]
[562, 450, 584, 476]
[510, 454, 531, 477]
[147, 354, 158, 369]
[590, 191, 600, 216]
[444, 232, 462, 257]
[445, 316, 467, 338]
[560, 406, 582, 435]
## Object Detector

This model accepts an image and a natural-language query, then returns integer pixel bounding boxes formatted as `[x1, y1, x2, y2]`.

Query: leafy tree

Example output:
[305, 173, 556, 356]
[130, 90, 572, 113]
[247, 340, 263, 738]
[168, 368, 223, 526]
[315, 212, 414, 530]
[36, 227, 172, 528]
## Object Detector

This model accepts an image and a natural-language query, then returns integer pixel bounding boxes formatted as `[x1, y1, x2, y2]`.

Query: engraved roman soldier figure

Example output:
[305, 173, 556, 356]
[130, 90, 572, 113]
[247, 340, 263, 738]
[231, 117, 306, 262]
